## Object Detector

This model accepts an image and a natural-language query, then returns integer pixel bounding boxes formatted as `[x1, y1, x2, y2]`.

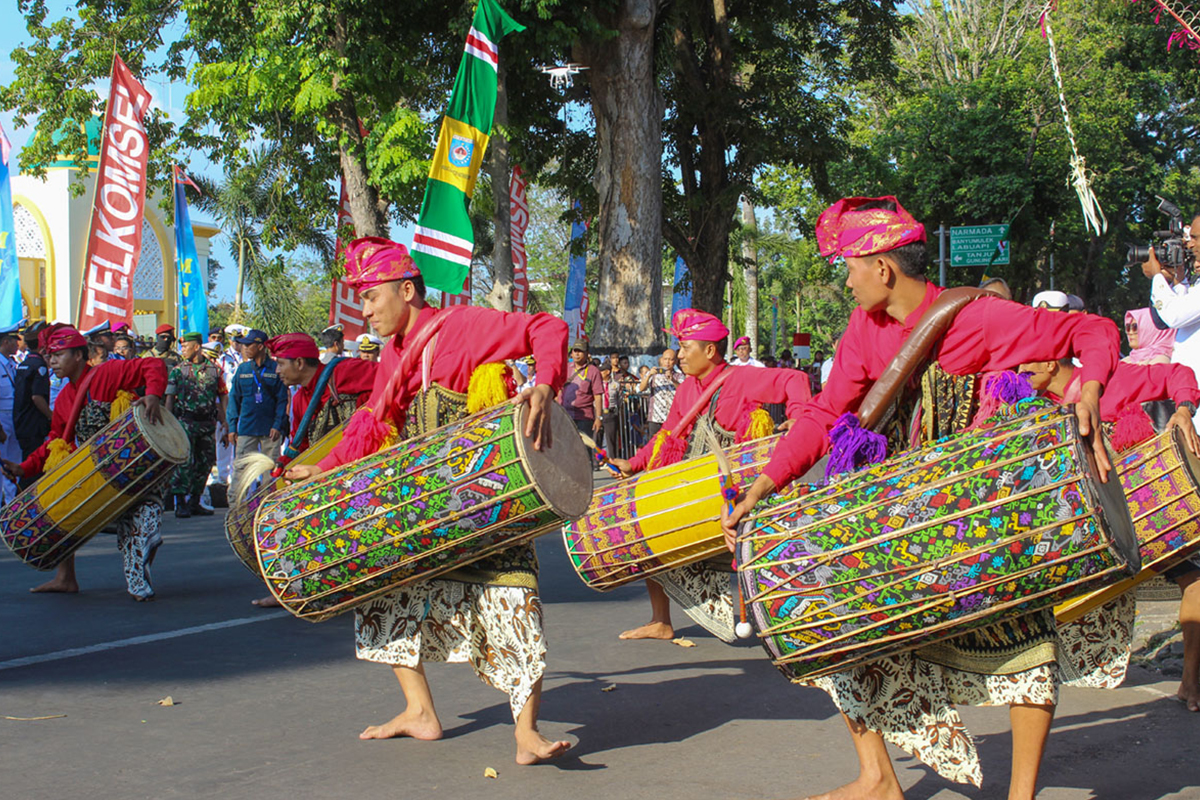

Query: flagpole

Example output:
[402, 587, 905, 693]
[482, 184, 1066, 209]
[75, 53, 118, 326]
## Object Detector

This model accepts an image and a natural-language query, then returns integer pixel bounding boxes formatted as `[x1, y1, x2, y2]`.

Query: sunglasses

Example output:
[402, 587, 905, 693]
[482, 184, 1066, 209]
[1124, 321, 1138, 332]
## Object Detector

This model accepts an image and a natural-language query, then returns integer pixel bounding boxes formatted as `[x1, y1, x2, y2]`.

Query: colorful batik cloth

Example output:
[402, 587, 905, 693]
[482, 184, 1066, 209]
[802, 363, 1129, 787]
[354, 579, 545, 721]
[351, 380, 544, 717]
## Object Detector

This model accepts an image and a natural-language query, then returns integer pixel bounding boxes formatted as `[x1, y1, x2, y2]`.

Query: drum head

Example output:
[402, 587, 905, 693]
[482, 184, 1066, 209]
[1172, 424, 1200, 490]
[135, 405, 191, 464]
[516, 402, 593, 520]
[1086, 421, 1140, 573]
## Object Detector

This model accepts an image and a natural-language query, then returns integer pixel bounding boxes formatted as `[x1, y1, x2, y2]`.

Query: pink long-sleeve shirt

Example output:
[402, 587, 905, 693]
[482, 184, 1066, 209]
[764, 282, 1121, 489]
[627, 361, 812, 473]
[319, 304, 569, 471]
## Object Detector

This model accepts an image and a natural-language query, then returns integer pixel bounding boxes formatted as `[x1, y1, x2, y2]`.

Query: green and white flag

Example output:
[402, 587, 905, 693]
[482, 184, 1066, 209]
[412, 0, 524, 293]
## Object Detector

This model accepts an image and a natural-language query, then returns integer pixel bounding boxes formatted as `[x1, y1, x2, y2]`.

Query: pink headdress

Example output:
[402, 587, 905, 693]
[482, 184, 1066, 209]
[344, 237, 420, 290]
[666, 309, 730, 344]
[815, 196, 926, 260]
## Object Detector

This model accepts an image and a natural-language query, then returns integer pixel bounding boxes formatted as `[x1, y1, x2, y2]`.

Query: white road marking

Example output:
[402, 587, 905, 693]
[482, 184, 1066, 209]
[0, 611, 290, 671]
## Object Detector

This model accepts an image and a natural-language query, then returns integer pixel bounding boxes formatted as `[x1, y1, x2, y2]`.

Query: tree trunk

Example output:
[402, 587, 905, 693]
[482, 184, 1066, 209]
[577, 0, 664, 353]
[234, 237, 246, 317]
[740, 195, 758, 356]
[330, 13, 389, 238]
[485, 60, 514, 312]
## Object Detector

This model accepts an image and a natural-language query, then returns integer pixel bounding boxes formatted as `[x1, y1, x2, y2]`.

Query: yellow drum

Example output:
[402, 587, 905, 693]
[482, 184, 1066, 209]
[1057, 427, 1200, 623]
[1, 406, 189, 570]
[563, 436, 779, 590]
[224, 424, 346, 574]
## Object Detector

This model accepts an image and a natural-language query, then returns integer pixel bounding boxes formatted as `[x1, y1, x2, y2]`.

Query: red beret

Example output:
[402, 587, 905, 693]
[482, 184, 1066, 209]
[155, 324, 175, 335]
[267, 333, 320, 360]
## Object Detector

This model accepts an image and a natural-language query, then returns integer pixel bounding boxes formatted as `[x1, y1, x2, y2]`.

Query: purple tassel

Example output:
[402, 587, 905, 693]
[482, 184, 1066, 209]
[985, 371, 1034, 405]
[824, 413, 888, 479]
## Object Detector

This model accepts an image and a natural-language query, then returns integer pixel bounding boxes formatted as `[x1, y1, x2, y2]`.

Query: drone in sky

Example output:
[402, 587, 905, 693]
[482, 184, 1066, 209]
[538, 63, 588, 89]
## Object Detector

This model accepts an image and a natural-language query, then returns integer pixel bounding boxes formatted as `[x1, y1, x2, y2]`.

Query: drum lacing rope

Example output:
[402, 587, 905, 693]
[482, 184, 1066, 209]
[1041, 2, 1108, 236]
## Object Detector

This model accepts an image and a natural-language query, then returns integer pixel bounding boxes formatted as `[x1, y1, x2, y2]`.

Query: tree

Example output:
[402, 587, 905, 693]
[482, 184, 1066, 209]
[191, 145, 333, 318]
[763, 2, 1200, 323]
[659, 0, 903, 316]
[574, 0, 665, 352]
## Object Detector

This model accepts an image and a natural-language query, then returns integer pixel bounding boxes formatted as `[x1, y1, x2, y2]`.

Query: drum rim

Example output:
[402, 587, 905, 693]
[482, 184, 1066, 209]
[514, 401, 593, 520]
[133, 404, 190, 464]
[1072, 410, 1140, 576]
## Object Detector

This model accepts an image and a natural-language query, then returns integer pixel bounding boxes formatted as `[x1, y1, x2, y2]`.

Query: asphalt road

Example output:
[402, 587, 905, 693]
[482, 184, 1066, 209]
[2, 509, 1197, 800]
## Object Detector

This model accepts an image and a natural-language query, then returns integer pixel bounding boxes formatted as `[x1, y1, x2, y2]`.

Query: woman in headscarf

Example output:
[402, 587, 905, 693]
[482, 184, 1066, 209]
[1123, 307, 1175, 365]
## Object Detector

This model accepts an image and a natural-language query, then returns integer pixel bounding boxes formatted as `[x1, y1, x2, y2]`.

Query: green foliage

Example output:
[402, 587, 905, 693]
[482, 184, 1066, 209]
[246, 256, 333, 334]
[782, 1, 1200, 322]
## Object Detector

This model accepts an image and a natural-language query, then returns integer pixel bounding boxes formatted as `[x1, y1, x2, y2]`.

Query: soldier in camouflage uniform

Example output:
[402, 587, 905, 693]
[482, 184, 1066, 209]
[165, 332, 227, 518]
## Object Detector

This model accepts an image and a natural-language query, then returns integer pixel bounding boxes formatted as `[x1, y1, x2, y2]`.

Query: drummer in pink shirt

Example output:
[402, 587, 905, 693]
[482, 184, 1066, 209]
[607, 308, 811, 641]
[285, 237, 572, 766]
[721, 196, 1121, 799]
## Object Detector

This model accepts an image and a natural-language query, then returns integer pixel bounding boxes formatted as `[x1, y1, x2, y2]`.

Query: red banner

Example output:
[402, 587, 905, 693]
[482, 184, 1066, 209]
[510, 165, 530, 313]
[77, 55, 152, 330]
[328, 177, 367, 338]
[441, 275, 471, 307]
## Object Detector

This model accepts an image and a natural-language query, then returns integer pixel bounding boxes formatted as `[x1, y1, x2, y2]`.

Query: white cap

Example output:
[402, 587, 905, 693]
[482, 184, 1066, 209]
[224, 323, 250, 337]
[355, 333, 383, 347]
[1031, 290, 1069, 311]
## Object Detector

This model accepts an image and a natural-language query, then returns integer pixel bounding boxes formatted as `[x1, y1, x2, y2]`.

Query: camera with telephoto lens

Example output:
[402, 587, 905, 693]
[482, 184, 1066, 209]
[1127, 196, 1192, 274]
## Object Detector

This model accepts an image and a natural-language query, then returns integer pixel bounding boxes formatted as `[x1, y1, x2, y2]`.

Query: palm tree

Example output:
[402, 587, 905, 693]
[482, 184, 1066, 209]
[191, 145, 333, 321]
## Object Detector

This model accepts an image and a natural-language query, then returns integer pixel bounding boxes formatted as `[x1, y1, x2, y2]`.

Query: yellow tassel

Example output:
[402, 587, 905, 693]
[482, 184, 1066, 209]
[380, 421, 400, 450]
[44, 439, 74, 472]
[466, 362, 512, 414]
[743, 408, 775, 441]
[109, 390, 137, 422]
[646, 429, 669, 470]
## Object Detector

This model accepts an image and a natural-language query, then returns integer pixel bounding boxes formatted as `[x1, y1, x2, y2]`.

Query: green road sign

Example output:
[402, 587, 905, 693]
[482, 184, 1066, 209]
[950, 224, 1010, 267]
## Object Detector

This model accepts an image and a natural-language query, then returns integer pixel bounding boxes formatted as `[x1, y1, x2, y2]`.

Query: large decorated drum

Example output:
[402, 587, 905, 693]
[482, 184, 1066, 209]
[1056, 426, 1200, 622]
[253, 401, 592, 621]
[563, 436, 779, 590]
[737, 406, 1139, 682]
[2, 406, 190, 570]
[225, 424, 346, 575]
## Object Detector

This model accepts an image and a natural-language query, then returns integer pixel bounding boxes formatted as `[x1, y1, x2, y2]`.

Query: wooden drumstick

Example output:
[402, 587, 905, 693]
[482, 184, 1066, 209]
[578, 431, 622, 477]
[703, 427, 753, 639]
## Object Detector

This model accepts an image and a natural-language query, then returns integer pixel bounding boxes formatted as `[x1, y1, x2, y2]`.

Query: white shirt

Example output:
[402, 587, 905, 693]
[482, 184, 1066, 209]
[1150, 273, 1198, 370]
[730, 356, 765, 368]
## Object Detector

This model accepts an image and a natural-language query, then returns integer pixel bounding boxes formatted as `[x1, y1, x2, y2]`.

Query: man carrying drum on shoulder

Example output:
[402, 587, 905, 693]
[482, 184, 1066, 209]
[246, 332, 377, 608]
[3, 325, 168, 601]
[721, 196, 1123, 799]
[284, 236, 573, 765]
[606, 308, 811, 642]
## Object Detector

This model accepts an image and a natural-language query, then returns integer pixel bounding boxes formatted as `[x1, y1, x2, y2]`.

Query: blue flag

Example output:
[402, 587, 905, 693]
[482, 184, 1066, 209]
[563, 201, 588, 341]
[668, 256, 691, 348]
[173, 166, 207, 336]
[0, 124, 23, 327]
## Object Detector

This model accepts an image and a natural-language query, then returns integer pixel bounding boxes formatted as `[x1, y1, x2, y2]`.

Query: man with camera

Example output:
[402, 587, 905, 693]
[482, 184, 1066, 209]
[1142, 209, 1200, 713]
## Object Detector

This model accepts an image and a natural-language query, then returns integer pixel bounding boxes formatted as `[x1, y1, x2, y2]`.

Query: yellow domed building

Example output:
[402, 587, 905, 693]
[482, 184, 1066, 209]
[10, 116, 218, 332]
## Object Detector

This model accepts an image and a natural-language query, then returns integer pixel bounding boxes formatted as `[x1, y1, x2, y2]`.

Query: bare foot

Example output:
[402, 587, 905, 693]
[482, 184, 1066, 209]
[515, 727, 572, 765]
[1178, 682, 1200, 712]
[618, 621, 674, 640]
[30, 576, 79, 594]
[251, 595, 281, 608]
[359, 709, 443, 741]
[798, 774, 906, 800]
